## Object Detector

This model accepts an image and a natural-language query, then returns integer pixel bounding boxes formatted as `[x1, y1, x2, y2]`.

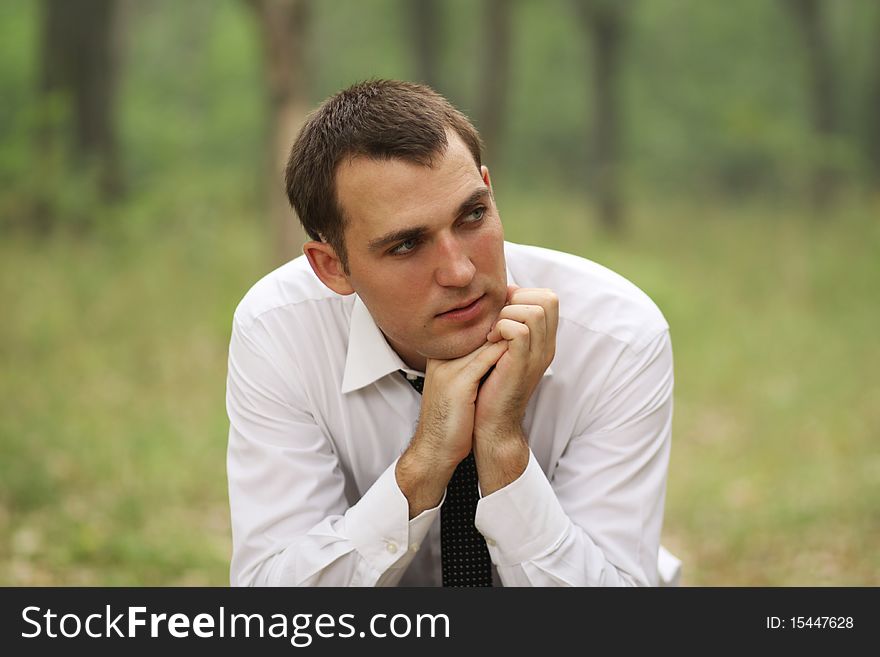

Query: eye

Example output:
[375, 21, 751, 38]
[465, 206, 485, 223]
[389, 238, 419, 256]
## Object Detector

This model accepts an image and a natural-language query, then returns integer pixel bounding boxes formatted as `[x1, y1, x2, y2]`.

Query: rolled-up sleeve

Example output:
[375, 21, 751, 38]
[226, 318, 438, 586]
[475, 330, 674, 586]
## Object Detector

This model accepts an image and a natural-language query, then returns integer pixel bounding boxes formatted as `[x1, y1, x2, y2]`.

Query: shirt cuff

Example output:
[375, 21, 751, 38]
[474, 451, 571, 567]
[345, 457, 441, 572]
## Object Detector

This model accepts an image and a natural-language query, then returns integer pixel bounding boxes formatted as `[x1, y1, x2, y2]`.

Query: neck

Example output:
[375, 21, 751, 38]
[386, 335, 427, 372]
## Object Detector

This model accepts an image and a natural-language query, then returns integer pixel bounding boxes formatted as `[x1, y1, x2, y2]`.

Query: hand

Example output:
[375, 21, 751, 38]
[396, 340, 508, 517]
[472, 286, 558, 492]
[415, 340, 510, 467]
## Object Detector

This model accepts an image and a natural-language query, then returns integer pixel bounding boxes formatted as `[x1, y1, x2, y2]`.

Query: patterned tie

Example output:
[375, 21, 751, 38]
[401, 371, 494, 587]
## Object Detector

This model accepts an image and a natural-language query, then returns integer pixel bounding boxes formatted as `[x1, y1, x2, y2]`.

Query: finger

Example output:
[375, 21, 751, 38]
[506, 288, 558, 361]
[425, 341, 507, 398]
[488, 304, 546, 361]
[463, 340, 509, 380]
[490, 319, 530, 365]
[508, 288, 558, 321]
[505, 284, 520, 303]
[427, 338, 504, 366]
[486, 330, 504, 343]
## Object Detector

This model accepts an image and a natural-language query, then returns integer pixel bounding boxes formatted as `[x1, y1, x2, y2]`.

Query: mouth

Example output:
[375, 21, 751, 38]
[435, 294, 485, 321]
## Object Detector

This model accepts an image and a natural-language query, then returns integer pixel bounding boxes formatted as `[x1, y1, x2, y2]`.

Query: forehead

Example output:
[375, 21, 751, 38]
[335, 133, 483, 242]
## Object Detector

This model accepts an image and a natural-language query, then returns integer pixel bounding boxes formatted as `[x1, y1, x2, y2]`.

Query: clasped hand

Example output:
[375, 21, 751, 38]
[417, 286, 558, 467]
[476, 285, 558, 441]
[398, 286, 558, 512]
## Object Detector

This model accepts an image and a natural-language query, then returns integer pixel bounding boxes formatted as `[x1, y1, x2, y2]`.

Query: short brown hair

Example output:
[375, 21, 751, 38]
[284, 79, 483, 270]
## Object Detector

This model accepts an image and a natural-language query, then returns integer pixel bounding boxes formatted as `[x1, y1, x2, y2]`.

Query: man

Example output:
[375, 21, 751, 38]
[227, 79, 675, 586]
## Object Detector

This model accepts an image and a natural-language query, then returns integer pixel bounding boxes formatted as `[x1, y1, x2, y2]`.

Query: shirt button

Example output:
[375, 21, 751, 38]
[386, 542, 398, 554]
[406, 373, 418, 381]
[485, 538, 497, 547]
[409, 543, 420, 553]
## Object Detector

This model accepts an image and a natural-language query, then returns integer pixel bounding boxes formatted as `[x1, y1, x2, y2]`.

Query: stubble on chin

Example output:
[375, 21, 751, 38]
[428, 317, 499, 362]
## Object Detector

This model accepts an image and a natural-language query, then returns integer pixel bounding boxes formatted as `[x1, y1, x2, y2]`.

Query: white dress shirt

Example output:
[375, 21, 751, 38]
[226, 241, 674, 586]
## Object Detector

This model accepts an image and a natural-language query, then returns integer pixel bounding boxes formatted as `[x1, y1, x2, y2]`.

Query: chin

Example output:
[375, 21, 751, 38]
[427, 327, 491, 361]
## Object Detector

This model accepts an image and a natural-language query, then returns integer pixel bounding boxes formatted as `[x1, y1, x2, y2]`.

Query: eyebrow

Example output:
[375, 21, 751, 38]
[367, 187, 491, 253]
[367, 226, 429, 253]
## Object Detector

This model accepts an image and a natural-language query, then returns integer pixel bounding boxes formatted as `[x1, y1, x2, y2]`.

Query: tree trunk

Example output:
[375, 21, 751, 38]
[868, 10, 880, 190]
[575, 0, 627, 233]
[411, 0, 441, 90]
[38, 0, 122, 229]
[786, 0, 839, 209]
[477, 0, 512, 166]
[248, 0, 310, 266]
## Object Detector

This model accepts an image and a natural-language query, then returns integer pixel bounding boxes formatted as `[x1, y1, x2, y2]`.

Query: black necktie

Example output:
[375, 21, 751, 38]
[401, 371, 494, 587]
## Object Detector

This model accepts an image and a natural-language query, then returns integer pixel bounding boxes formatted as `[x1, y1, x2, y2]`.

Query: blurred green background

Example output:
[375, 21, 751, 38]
[1, 0, 878, 585]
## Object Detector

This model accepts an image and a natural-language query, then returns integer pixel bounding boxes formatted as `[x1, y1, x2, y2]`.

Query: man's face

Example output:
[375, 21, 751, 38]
[334, 131, 508, 370]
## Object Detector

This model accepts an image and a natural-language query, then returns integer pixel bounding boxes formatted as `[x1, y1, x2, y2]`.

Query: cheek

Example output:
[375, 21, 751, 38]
[373, 281, 427, 325]
[473, 225, 505, 269]
[478, 216, 504, 244]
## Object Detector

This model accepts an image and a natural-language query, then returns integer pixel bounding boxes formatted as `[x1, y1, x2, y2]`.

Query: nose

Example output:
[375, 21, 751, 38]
[434, 234, 476, 288]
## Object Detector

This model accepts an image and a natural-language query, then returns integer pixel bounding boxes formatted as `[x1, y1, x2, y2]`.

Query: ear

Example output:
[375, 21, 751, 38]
[480, 165, 492, 190]
[303, 241, 355, 296]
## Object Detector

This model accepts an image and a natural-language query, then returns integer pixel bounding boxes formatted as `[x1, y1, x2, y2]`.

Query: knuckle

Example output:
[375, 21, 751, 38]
[540, 289, 559, 305]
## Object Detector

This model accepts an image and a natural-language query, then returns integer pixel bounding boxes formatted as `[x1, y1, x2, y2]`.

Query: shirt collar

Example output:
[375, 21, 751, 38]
[340, 257, 551, 394]
[341, 295, 412, 394]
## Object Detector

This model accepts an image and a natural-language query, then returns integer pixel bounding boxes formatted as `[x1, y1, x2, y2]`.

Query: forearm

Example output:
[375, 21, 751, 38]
[474, 451, 662, 587]
[473, 426, 529, 496]
[231, 457, 439, 587]
[492, 529, 644, 587]
[247, 530, 391, 587]
[395, 443, 456, 519]
[250, 516, 424, 587]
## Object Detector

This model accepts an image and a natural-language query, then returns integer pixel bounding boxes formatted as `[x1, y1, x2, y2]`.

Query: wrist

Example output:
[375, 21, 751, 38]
[395, 445, 457, 519]
[474, 415, 526, 445]
[411, 414, 472, 469]
[473, 432, 529, 496]
[474, 424, 527, 456]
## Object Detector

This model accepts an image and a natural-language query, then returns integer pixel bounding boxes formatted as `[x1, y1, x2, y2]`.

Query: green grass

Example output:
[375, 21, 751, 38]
[2, 191, 878, 585]
[504, 191, 880, 585]
[0, 188, 266, 585]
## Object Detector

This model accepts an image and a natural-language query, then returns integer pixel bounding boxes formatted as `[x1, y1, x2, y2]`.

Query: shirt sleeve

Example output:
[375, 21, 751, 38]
[226, 317, 439, 586]
[475, 329, 674, 586]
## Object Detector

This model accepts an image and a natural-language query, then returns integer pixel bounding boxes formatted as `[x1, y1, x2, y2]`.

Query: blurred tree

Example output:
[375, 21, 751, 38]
[869, 12, 880, 190]
[410, 0, 441, 90]
[785, 0, 839, 209]
[247, 0, 310, 266]
[573, 0, 630, 233]
[477, 0, 512, 167]
[37, 0, 123, 230]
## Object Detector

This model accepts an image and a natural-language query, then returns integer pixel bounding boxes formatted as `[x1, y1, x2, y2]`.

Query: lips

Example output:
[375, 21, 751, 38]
[436, 294, 485, 319]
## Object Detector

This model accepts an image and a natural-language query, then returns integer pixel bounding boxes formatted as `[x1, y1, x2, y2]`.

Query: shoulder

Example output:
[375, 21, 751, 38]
[232, 255, 350, 332]
[504, 241, 669, 352]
